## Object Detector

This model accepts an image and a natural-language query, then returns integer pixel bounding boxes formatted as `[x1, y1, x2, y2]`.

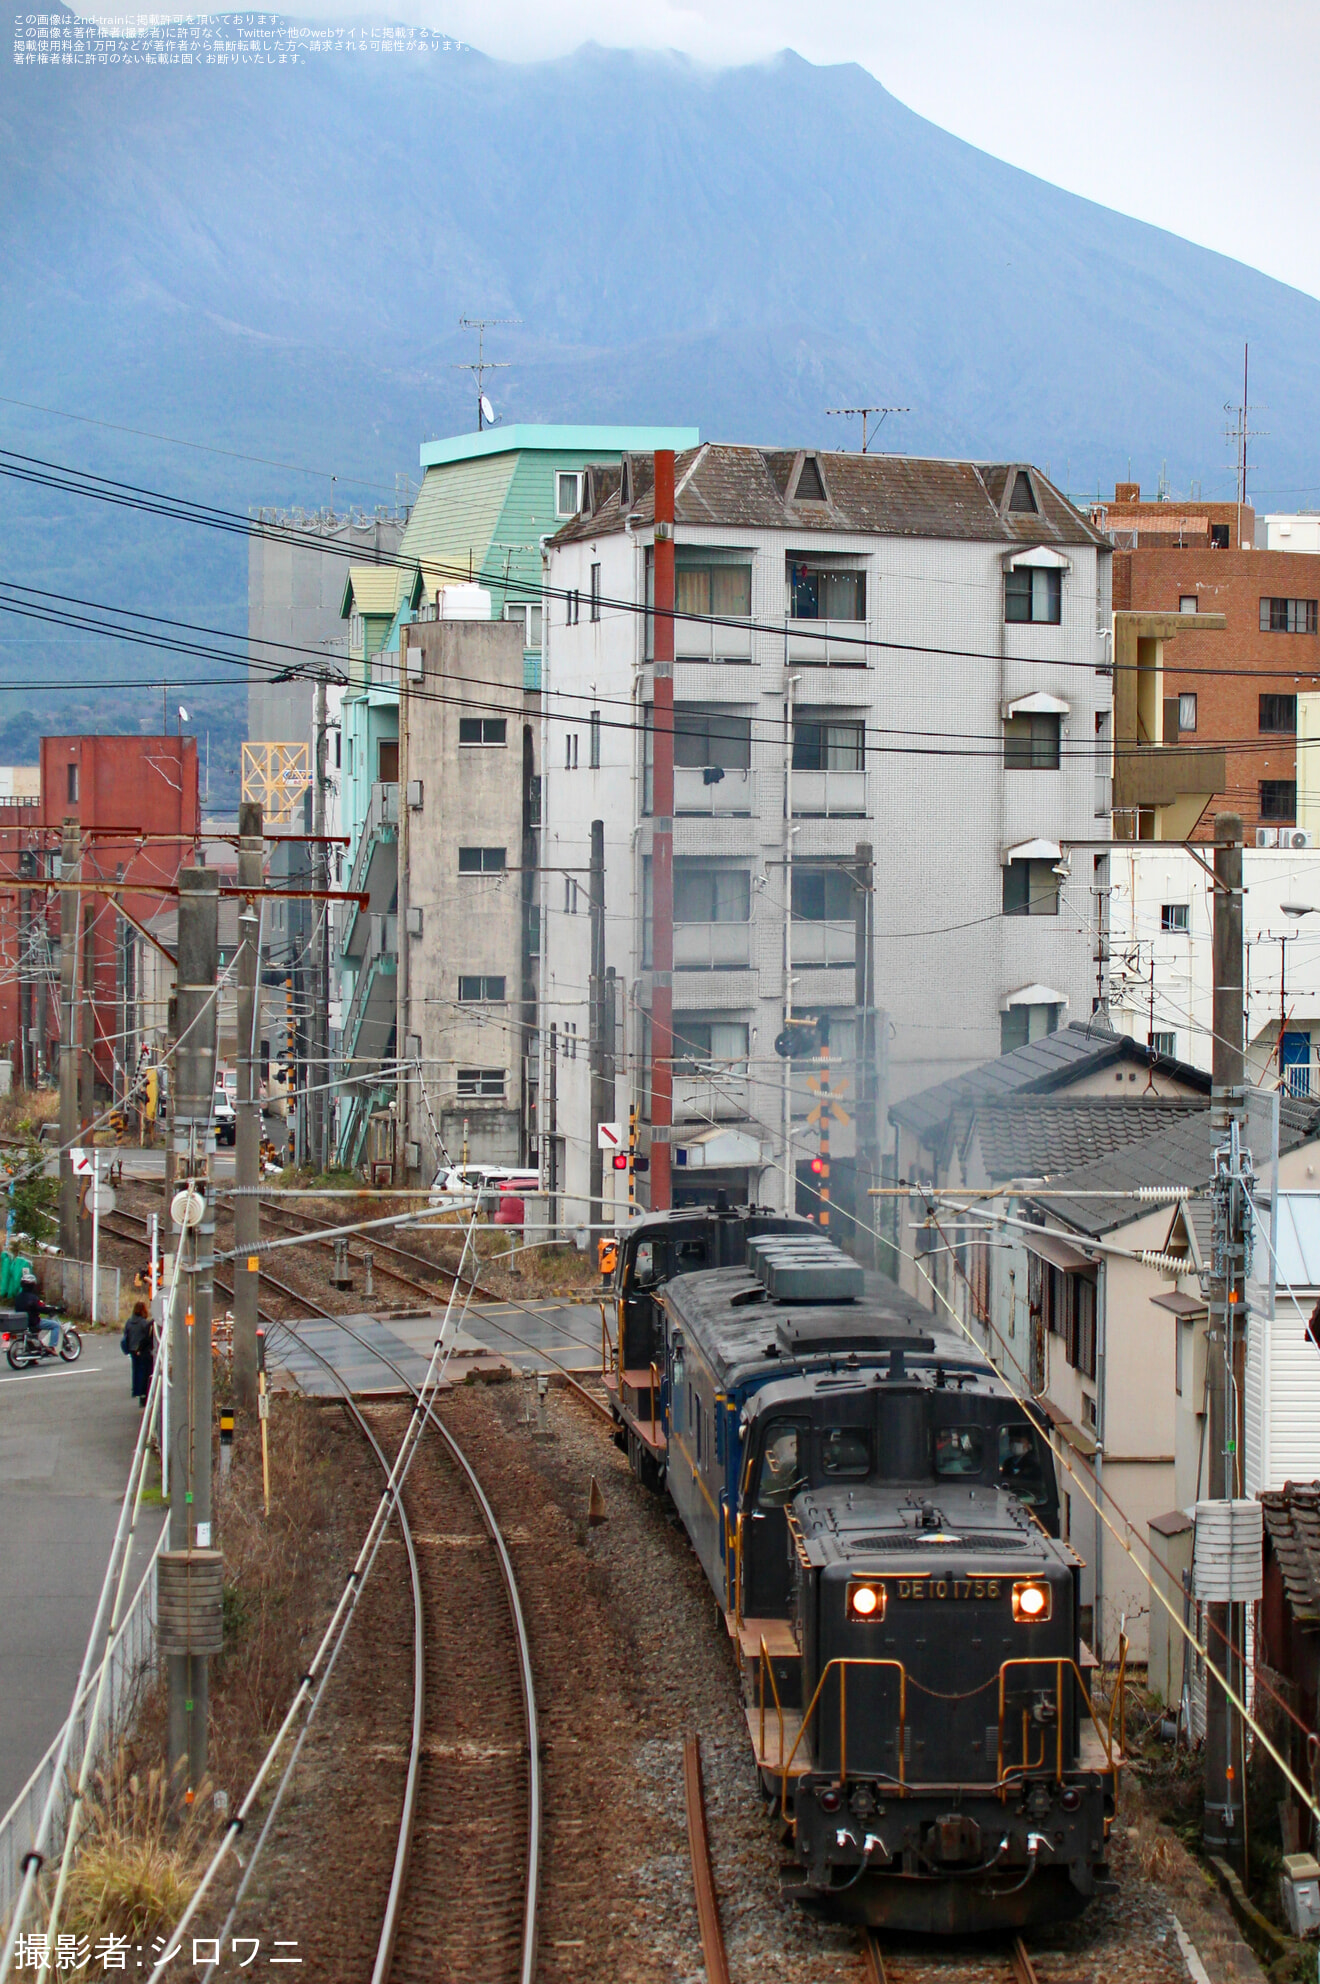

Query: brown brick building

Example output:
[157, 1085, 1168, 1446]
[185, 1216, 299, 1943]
[1099, 486, 1320, 840]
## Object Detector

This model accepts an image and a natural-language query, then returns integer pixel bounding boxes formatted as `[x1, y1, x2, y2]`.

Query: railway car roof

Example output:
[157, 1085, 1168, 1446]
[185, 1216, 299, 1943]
[662, 1264, 959, 1390]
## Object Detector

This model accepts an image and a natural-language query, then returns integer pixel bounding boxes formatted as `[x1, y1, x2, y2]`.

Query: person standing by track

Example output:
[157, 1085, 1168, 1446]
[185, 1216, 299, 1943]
[120, 1300, 154, 1410]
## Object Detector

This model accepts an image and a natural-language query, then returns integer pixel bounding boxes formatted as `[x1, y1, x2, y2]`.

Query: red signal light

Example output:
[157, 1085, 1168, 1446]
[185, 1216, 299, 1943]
[810, 1158, 825, 1175]
[612, 1152, 628, 1171]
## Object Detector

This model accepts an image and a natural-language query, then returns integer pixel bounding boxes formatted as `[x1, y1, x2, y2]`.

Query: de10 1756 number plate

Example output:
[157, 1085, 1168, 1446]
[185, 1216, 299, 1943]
[891, 1577, 1001, 1601]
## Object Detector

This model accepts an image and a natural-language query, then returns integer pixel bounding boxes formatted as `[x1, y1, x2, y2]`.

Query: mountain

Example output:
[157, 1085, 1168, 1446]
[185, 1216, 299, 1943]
[2, 17, 1318, 794]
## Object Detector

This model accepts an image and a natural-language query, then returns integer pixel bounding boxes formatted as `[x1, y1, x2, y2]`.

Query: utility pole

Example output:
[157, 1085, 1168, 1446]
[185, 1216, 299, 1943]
[79, 884, 96, 1261]
[648, 450, 675, 1212]
[166, 867, 220, 1789]
[233, 802, 263, 1411]
[588, 821, 608, 1228]
[1204, 812, 1245, 1853]
[58, 818, 80, 1258]
[853, 842, 879, 1268]
[310, 675, 329, 1171]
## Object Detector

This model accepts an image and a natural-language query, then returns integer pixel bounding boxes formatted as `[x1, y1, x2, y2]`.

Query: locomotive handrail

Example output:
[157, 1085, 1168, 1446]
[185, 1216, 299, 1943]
[995, 1657, 1121, 1791]
[758, 1635, 786, 1769]
[649, 1359, 661, 1422]
[1106, 1633, 1130, 1760]
[734, 1511, 744, 1628]
[781, 1658, 908, 1809]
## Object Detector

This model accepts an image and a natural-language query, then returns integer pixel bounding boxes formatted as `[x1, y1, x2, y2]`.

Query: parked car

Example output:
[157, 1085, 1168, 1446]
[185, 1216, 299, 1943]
[212, 1087, 237, 1145]
[429, 1164, 539, 1214]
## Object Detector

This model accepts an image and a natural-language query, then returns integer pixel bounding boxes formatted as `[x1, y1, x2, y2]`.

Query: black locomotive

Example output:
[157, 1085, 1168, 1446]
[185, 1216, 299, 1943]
[604, 1205, 1120, 1933]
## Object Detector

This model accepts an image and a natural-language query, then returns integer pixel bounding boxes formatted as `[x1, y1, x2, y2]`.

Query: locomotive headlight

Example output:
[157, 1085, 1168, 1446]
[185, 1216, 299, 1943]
[847, 1580, 886, 1622]
[1012, 1579, 1052, 1623]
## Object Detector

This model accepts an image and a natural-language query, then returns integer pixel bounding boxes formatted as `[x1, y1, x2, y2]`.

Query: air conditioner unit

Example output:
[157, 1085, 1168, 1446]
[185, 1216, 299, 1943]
[1288, 829, 1314, 849]
[1256, 827, 1280, 847]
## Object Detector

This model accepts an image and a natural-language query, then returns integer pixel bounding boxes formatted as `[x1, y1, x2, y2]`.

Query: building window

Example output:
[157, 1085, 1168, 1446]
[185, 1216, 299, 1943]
[1178, 595, 1198, 614]
[1260, 693, 1298, 733]
[66, 763, 78, 803]
[565, 732, 579, 770]
[787, 562, 865, 622]
[1069, 1278, 1097, 1380]
[1152, 1031, 1177, 1057]
[1260, 780, 1297, 824]
[1002, 860, 1060, 916]
[504, 602, 543, 649]
[792, 720, 864, 771]
[564, 1020, 578, 1061]
[675, 866, 752, 922]
[1161, 903, 1190, 933]
[349, 611, 363, 647]
[458, 975, 506, 1002]
[795, 455, 827, 501]
[675, 709, 752, 769]
[672, 1019, 750, 1072]
[1001, 1003, 1059, 1053]
[458, 717, 507, 746]
[1003, 712, 1061, 770]
[334, 731, 342, 769]
[458, 846, 507, 873]
[565, 589, 581, 626]
[564, 876, 579, 914]
[675, 561, 753, 622]
[1210, 524, 1230, 549]
[590, 563, 601, 622]
[457, 1067, 505, 1099]
[589, 710, 601, 769]
[556, 472, 583, 518]
[377, 740, 399, 782]
[1178, 693, 1198, 733]
[1005, 567, 1062, 625]
[1261, 597, 1319, 635]
[791, 867, 853, 921]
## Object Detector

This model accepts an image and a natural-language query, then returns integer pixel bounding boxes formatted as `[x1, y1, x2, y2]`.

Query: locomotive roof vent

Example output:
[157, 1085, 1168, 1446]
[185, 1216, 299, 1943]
[746, 1233, 864, 1303]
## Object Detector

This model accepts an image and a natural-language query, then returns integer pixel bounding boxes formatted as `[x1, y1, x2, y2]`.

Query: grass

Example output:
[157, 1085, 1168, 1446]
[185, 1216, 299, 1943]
[55, 1751, 215, 1947]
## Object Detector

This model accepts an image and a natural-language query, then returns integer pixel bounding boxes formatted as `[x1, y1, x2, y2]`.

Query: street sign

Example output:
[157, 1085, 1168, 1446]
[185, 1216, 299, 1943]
[597, 1121, 623, 1150]
[70, 1148, 93, 1176]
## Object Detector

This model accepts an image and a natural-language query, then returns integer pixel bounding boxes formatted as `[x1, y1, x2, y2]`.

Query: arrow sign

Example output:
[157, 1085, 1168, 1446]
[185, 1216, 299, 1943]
[70, 1147, 93, 1176]
[597, 1121, 623, 1150]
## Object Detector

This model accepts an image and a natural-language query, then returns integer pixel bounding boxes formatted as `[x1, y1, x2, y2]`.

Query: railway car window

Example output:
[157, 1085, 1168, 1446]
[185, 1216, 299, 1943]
[675, 1239, 709, 1271]
[632, 1241, 660, 1287]
[934, 1426, 985, 1476]
[820, 1427, 871, 1478]
[758, 1425, 803, 1505]
[997, 1424, 1046, 1504]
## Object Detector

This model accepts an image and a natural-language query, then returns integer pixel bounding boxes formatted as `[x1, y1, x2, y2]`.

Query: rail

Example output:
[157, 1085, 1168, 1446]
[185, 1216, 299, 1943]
[0, 1525, 166, 1928]
[682, 1735, 730, 1984]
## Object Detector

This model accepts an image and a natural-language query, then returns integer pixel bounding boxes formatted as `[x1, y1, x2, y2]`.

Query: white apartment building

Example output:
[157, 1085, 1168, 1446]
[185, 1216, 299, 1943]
[1107, 845, 1320, 1090]
[540, 445, 1113, 1229]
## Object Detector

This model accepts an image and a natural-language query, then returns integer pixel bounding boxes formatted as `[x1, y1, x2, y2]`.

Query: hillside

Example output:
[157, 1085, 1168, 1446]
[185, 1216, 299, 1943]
[2, 16, 1318, 790]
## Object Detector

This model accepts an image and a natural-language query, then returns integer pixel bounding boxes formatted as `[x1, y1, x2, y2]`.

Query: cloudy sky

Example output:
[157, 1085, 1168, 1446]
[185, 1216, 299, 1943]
[302, 0, 1320, 300]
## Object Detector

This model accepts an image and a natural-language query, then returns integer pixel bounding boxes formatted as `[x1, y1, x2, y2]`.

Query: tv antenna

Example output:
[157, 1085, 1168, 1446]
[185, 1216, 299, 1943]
[1223, 340, 1267, 513]
[454, 316, 521, 431]
[825, 404, 909, 452]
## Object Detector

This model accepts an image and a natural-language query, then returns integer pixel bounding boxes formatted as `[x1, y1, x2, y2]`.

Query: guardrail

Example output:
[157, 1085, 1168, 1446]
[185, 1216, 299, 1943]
[0, 1524, 166, 1928]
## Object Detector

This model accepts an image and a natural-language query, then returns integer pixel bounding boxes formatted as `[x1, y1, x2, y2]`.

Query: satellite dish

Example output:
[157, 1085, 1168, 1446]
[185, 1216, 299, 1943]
[480, 395, 495, 425]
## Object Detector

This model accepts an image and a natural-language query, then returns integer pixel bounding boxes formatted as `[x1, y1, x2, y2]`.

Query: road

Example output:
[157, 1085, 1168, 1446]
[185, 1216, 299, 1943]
[0, 1341, 163, 1814]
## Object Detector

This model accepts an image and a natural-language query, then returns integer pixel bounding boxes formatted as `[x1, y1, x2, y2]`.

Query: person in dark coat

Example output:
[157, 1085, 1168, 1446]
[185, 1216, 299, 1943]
[121, 1300, 154, 1408]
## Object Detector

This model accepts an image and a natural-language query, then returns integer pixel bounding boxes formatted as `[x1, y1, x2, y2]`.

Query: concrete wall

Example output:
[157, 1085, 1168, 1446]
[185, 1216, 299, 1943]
[396, 620, 533, 1182]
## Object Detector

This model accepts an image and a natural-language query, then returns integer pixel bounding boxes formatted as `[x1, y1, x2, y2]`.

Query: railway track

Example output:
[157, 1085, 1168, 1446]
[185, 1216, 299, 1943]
[863, 1931, 1041, 1983]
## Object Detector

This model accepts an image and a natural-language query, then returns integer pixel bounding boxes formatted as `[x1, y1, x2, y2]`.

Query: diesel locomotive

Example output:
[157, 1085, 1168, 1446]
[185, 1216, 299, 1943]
[603, 1204, 1121, 1933]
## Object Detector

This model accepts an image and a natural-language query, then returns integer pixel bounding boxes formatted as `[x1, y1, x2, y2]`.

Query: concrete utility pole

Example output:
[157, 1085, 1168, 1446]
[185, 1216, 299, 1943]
[310, 676, 330, 1172]
[588, 820, 609, 1228]
[78, 889, 96, 1261]
[166, 867, 220, 1787]
[1204, 811, 1245, 1851]
[58, 819, 80, 1258]
[648, 450, 676, 1212]
[233, 802, 263, 1411]
[853, 842, 879, 1268]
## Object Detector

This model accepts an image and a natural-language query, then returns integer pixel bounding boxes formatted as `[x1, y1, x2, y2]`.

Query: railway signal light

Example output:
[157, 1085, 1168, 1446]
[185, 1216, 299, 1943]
[613, 1152, 628, 1171]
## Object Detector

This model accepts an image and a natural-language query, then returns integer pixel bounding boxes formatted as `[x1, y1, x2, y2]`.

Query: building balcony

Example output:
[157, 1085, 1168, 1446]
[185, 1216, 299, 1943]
[673, 921, 753, 970]
[656, 618, 754, 665]
[791, 918, 855, 967]
[1113, 744, 1227, 840]
[674, 766, 756, 816]
[785, 619, 869, 669]
[672, 1073, 751, 1122]
[790, 769, 867, 817]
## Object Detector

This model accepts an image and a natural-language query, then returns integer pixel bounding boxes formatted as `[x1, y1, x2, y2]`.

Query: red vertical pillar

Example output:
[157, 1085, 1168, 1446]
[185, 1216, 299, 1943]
[649, 450, 676, 1211]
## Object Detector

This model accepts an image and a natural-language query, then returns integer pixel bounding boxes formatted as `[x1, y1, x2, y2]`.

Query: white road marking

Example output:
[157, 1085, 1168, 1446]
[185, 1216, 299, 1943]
[0, 1366, 101, 1386]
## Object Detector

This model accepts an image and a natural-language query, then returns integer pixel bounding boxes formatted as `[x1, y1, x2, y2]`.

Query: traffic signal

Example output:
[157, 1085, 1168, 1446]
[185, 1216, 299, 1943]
[810, 1157, 825, 1175]
[633, 1156, 650, 1174]
[612, 1152, 628, 1171]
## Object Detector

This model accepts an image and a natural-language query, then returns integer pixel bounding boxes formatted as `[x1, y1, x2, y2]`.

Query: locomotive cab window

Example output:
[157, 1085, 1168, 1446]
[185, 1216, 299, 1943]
[632, 1240, 661, 1287]
[998, 1423, 1046, 1503]
[820, 1427, 871, 1478]
[933, 1425, 985, 1476]
[674, 1239, 709, 1273]
[757, 1423, 804, 1505]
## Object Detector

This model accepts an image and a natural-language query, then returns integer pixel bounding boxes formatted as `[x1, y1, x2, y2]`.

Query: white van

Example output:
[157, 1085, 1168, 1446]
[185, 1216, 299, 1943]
[429, 1164, 539, 1213]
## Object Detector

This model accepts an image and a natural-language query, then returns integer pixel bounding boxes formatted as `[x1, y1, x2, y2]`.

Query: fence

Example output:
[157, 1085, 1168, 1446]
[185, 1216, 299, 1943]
[0, 1525, 165, 1928]
[36, 1256, 123, 1323]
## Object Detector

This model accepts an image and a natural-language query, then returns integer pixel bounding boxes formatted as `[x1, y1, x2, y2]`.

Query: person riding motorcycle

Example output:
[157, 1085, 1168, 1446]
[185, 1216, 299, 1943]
[15, 1268, 58, 1353]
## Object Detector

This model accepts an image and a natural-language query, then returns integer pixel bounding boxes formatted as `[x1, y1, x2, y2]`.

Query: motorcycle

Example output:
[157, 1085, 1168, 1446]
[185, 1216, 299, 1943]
[4, 1317, 82, 1370]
